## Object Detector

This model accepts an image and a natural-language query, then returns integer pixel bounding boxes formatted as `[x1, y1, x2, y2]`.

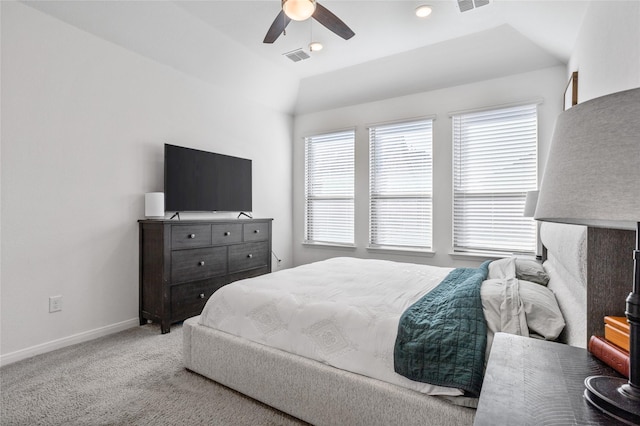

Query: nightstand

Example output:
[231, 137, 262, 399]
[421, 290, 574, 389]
[474, 333, 629, 425]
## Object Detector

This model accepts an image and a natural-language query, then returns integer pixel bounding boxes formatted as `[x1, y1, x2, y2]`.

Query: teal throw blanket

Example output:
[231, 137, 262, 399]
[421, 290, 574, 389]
[393, 261, 490, 397]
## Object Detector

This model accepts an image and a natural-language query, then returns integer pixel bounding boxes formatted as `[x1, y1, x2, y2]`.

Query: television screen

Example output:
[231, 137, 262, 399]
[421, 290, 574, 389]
[164, 144, 252, 213]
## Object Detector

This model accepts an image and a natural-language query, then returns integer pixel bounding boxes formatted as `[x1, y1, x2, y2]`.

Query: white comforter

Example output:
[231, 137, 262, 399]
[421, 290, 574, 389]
[199, 257, 465, 396]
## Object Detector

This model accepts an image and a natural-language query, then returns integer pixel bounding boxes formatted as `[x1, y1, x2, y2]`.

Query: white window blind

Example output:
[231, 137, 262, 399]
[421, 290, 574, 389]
[369, 119, 433, 249]
[305, 130, 355, 245]
[453, 104, 538, 254]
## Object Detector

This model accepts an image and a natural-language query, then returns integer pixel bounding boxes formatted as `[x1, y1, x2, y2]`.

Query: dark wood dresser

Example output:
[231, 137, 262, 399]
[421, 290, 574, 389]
[138, 218, 272, 333]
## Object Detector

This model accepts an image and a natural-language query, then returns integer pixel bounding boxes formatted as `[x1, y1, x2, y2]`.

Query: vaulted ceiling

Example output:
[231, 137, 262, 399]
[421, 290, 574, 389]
[23, 1, 590, 113]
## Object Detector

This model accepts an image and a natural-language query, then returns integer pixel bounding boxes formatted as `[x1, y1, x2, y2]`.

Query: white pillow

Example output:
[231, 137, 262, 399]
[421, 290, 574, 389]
[518, 279, 565, 340]
[487, 257, 516, 279]
[515, 258, 550, 286]
[480, 278, 565, 340]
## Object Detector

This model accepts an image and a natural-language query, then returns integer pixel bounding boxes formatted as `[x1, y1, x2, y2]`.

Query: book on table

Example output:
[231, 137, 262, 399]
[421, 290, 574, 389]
[588, 335, 629, 378]
[604, 315, 630, 333]
[604, 315, 630, 351]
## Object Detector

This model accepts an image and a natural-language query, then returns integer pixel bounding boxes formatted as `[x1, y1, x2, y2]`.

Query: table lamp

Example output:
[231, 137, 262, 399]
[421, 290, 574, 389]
[535, 87, 640, 424]
[523, 190, 539, 218]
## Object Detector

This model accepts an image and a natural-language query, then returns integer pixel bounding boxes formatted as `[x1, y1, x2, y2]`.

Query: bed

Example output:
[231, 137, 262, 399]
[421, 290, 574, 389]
[183, 222, 627, 425]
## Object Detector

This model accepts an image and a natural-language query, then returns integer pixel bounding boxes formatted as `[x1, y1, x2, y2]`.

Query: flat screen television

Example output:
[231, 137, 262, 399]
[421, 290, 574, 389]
[164, 144, 252, 213]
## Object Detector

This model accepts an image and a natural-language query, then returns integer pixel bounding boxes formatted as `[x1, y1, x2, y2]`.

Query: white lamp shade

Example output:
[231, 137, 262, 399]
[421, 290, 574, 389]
[535, 87, 640, 230]
[523, 190, 539, 217]
[145, 192, 165, 218]
[282, 0, 316, 21]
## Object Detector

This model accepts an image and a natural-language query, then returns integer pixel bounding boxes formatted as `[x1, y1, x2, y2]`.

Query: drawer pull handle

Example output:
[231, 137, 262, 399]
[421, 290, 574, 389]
[199, 293, 205, 299]
[224, 232, 231, 236]
[189, 234, 196, 239]
[254, 229, 260, 234]
[198, 261, 205, 266]
[247, 254, 253, 259]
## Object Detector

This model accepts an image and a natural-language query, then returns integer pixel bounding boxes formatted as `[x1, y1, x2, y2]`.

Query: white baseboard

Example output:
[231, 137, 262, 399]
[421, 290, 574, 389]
[0, 318, 140, 367]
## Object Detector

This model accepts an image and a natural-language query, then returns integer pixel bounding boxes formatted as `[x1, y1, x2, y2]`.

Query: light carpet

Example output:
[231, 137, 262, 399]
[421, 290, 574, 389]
[0, 323, 308, 426]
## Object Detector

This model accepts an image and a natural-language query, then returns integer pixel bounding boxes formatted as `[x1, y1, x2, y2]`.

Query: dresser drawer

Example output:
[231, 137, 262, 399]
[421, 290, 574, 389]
[243, 222, 269, 241]
[229, 241, 269, 272]
[171, 224, 212, 249]
[229, 266, 271, 284]
[171, 246, 227, 283]
[170, 278, 227, 321]
[211, 223, 243, 245]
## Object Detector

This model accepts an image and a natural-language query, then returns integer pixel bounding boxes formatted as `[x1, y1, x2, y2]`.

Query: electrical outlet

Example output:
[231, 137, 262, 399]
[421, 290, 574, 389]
[49, 295, 62, 313]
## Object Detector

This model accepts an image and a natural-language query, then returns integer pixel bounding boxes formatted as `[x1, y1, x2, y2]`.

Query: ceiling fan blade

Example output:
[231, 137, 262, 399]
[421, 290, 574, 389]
[264, 10, 292, 44]
[313, 3, 355, 40]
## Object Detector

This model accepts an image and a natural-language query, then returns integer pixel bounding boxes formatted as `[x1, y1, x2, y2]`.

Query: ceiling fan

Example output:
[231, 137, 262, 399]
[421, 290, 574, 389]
[263, 0, 355, 44]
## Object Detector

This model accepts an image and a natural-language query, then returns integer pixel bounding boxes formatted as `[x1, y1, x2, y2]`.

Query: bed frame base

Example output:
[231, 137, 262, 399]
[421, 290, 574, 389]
[183, 316, 474, 426]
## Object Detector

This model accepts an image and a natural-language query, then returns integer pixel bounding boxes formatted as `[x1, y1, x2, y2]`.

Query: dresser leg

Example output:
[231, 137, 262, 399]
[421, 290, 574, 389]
[139, 316, 147, 326]
[161, 321, 171, 334]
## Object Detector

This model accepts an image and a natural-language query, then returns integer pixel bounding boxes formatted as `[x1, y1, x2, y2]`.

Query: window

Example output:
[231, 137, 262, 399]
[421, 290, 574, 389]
[369, 119, 433, 250]
[304, 130, 355, 245]
[452, 103, 538, 254]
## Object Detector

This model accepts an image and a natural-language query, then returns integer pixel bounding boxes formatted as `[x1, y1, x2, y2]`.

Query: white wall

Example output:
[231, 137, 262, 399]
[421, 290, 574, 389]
[293, 66, 566, 268]
[295, 25, 563, 115]
[567, 0, 640, 101]
[0, 2, 293, 363]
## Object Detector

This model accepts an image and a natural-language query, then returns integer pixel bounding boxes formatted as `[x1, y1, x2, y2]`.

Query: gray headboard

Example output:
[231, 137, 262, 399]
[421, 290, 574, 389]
[540, 222, 634, 348]
[540, 222, 587, 347]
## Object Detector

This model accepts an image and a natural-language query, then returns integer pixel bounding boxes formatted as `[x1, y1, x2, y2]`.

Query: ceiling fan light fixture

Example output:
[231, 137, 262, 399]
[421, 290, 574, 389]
[415, 5, 433, 18]
[309, 41, 323, 52]
[282, 0, 316, 21]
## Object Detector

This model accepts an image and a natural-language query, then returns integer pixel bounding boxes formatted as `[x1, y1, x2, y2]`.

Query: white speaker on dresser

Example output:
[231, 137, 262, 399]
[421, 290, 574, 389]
[144, 192, 164, 218]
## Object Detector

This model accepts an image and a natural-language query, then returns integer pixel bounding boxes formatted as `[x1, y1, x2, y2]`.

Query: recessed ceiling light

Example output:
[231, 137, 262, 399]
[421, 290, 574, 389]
[309, 41, 323, 52]
[415, 5, 433, 18]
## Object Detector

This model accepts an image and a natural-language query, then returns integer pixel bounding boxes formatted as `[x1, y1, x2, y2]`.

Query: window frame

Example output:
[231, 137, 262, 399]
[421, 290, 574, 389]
[451, 102, 539, 256]
[304, 129, 356, 247]
[368, 117, 434, 251]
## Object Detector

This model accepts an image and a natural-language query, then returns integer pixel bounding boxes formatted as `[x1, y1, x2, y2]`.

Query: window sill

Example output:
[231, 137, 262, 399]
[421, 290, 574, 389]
[367, 246, 435, 257]
[302, 241, 356, 250]
[449, 251, 537, 261]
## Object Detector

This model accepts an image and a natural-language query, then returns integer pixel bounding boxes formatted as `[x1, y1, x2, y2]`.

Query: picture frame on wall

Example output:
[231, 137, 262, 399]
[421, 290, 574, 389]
[564, 71, 578, 110]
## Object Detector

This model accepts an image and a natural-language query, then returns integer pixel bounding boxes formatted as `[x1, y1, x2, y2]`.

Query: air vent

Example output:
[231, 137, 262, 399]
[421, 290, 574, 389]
[284, 48, 310, 63]
[457, 0, 490, 12]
